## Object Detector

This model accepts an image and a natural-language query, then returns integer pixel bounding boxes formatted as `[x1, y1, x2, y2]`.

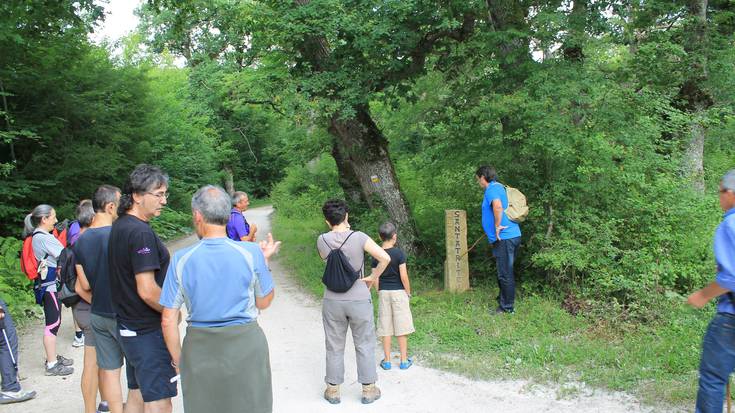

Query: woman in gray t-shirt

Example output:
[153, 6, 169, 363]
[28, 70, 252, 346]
[316, 200, 390, 405]
[22, 204, 74, 376]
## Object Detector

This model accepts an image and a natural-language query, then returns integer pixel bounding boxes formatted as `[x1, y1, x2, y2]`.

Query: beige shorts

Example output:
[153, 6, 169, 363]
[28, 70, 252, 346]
[377, 290, 415, 337]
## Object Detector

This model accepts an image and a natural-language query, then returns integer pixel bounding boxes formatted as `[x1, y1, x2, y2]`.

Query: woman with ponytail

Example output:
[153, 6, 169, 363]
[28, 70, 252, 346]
[23, 205, 74, 377]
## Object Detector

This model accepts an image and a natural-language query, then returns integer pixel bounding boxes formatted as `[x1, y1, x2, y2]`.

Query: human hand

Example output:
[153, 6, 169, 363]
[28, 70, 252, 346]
[495, 225, 508, 241]
[259, 233, 282, 260]
[251, 223, 258, 234]
[687, 291, 708, 309]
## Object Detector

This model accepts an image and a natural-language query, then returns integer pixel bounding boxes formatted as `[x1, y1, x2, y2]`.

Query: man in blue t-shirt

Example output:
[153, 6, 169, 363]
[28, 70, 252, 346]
[687, 169, 735, 412]
[160, 185, 280, 413]
[476, 165, 522, 314]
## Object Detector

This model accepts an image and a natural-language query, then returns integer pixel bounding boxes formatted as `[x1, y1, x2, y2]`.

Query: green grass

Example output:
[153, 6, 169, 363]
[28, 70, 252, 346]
[273, 211, 710, 408]
[249, 198, 272, 209]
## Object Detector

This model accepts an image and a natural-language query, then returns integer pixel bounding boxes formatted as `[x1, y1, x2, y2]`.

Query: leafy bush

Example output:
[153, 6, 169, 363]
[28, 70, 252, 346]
[149, 208, 193, 241]
[0, 237, 38, 323]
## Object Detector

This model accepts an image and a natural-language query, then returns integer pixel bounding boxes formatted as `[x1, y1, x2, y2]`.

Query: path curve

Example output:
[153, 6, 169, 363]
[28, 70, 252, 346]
[6, 206, 660, 412]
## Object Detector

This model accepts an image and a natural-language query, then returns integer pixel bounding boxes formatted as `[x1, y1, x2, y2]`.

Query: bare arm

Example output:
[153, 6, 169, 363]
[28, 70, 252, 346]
[399, 263, 411, 296]
[255, 290, 275, 310]
[492, 199, 507, 240]
[136, 271, 164, 313]
[74, 264, 93, 304]
[161, 307, 181, 372]
[688, 282, 729, 309]
[365, 238, 390, 287]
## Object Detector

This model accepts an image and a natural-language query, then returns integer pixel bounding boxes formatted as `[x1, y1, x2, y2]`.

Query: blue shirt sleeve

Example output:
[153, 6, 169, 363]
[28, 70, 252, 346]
[159, 253, 183, 309]
[250, 246, 274, 297]
[715, 217, 735, 291]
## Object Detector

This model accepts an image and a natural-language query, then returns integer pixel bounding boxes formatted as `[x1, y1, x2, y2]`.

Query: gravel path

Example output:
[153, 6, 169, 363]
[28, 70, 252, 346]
[5, 206, 661, 412]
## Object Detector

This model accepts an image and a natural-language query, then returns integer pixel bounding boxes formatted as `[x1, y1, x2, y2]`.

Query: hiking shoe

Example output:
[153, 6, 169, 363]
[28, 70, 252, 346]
[361, 383, 381, 404]
[399, 358, 413, 370]
[0, 389, 36, 404]
[324, 384, 340, 404]
[379, 359, 392, 370]
[57, 354, 74, 366]
[45, 362, 74, 376]
[73, 334, 85, 348]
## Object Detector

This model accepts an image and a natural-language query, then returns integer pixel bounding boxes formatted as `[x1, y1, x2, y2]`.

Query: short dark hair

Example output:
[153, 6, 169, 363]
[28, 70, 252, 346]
[118, 164, 169, 215]
[475, 165, 497, 182]
[378, 222, 397, 241]
[93, 184, 121, 212]
[322, 199, 349, 226]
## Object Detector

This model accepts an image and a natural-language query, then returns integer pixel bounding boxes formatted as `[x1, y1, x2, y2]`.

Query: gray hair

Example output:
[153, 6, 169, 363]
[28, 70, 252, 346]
[22, 204, 54, 238]
[232, 191, 248, 206]
[76, 199, 95, 228]
[723, 169, 735, 192]
[192, 185, 232, 226]
[378, 221, 397, 241]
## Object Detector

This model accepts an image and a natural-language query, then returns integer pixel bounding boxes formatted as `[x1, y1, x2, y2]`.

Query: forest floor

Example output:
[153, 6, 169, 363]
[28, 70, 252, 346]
[5, 206, 678, 412]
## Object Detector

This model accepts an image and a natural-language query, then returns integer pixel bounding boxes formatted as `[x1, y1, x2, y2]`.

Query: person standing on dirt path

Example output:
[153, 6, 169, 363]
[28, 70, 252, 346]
[317, 199, 391, 405]
[688, 168, 735, 413]
[108, 165, 176, 413]
[75, 185, 121, 413]
[0, 299, 36, 405]
[160, 185, 279, 413]
[69, 198, 111, 413]
[475, 165, 522, 315]
[227, 191, 258, 242]
[22, 204, 74, 376]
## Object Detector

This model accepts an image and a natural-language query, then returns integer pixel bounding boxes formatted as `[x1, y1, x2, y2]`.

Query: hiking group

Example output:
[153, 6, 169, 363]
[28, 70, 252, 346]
[0, 163, 733, 413]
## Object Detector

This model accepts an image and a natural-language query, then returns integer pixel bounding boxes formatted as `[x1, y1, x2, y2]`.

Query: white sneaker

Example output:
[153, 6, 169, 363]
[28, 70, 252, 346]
[0, 389, 36, 404]
[73, 334, 84, 348]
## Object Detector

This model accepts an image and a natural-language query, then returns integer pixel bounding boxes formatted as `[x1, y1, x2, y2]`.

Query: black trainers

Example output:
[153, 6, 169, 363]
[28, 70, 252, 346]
[56, 354, 74, 366]
[45, 362, 73, 376]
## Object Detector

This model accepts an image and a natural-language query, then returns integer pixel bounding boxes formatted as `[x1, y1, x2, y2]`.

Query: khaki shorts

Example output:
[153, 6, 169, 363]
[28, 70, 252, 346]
[377, 290, 415, 337]
[72, 301, 95, 347]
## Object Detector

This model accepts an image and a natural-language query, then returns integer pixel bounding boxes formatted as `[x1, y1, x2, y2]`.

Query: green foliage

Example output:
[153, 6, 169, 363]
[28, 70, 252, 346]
[0, 237, 37, 323]
[149, 209, 193, 242]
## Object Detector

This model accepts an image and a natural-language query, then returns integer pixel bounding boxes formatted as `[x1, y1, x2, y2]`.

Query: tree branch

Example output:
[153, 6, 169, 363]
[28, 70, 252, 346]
[373, 13, 476, 91]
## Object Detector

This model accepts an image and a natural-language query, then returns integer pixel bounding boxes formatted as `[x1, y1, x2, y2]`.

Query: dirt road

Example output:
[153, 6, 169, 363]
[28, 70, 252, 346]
[5, 206, 660, 412]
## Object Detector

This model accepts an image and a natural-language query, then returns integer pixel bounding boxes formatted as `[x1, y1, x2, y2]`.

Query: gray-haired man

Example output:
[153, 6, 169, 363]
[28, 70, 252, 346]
[226, 191, 258, 242]
[161, 185, 280, 413]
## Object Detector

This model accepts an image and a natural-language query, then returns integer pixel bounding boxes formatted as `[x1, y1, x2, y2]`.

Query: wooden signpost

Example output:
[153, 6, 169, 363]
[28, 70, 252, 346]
[444, 209, 470, 292]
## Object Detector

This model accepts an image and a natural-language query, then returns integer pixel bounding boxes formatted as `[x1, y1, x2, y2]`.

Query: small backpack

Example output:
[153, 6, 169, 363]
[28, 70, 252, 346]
[321, 232, 363, 293]
[57, 246, 81, 307]
[494, 182, 529, 223]
[20, 223, 69, 280]
[20, 232, 41, 280]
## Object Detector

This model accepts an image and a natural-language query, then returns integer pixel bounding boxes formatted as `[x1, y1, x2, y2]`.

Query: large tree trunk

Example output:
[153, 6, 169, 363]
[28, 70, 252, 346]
[328, 105, 419, 255]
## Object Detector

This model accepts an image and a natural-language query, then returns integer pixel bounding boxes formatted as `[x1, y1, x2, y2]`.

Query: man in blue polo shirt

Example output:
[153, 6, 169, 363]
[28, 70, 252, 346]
[476, 165, 522, 314]
[161, 185, 280, 413]
[688, 169, 735, 413]
[226, 191, 258, 242]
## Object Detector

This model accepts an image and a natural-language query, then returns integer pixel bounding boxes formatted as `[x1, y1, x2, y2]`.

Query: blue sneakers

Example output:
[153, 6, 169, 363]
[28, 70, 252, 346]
[399, 358, 413, 370]
[379, 360, 392, 370]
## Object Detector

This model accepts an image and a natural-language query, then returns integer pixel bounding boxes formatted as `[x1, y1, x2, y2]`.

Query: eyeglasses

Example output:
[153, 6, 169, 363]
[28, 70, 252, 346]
[146, 191, 169, 200]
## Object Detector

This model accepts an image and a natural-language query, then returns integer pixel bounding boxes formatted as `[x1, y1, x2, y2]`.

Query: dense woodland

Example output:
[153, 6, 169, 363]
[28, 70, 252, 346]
[1, 0, 735, 318]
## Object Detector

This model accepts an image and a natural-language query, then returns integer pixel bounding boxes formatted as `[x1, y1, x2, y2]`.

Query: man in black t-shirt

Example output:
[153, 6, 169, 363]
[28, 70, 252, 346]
[107, 165, 176, 413]
[74, 185, 123, 413]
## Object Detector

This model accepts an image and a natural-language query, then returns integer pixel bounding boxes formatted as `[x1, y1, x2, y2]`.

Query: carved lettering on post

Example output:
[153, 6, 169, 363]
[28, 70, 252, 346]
[444, 210, 470, 292]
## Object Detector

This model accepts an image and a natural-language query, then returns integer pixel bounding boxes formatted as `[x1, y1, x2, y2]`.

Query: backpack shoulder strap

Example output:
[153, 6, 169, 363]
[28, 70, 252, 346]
[320, 234, 332, 252]
[337, 231, 356, 250]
